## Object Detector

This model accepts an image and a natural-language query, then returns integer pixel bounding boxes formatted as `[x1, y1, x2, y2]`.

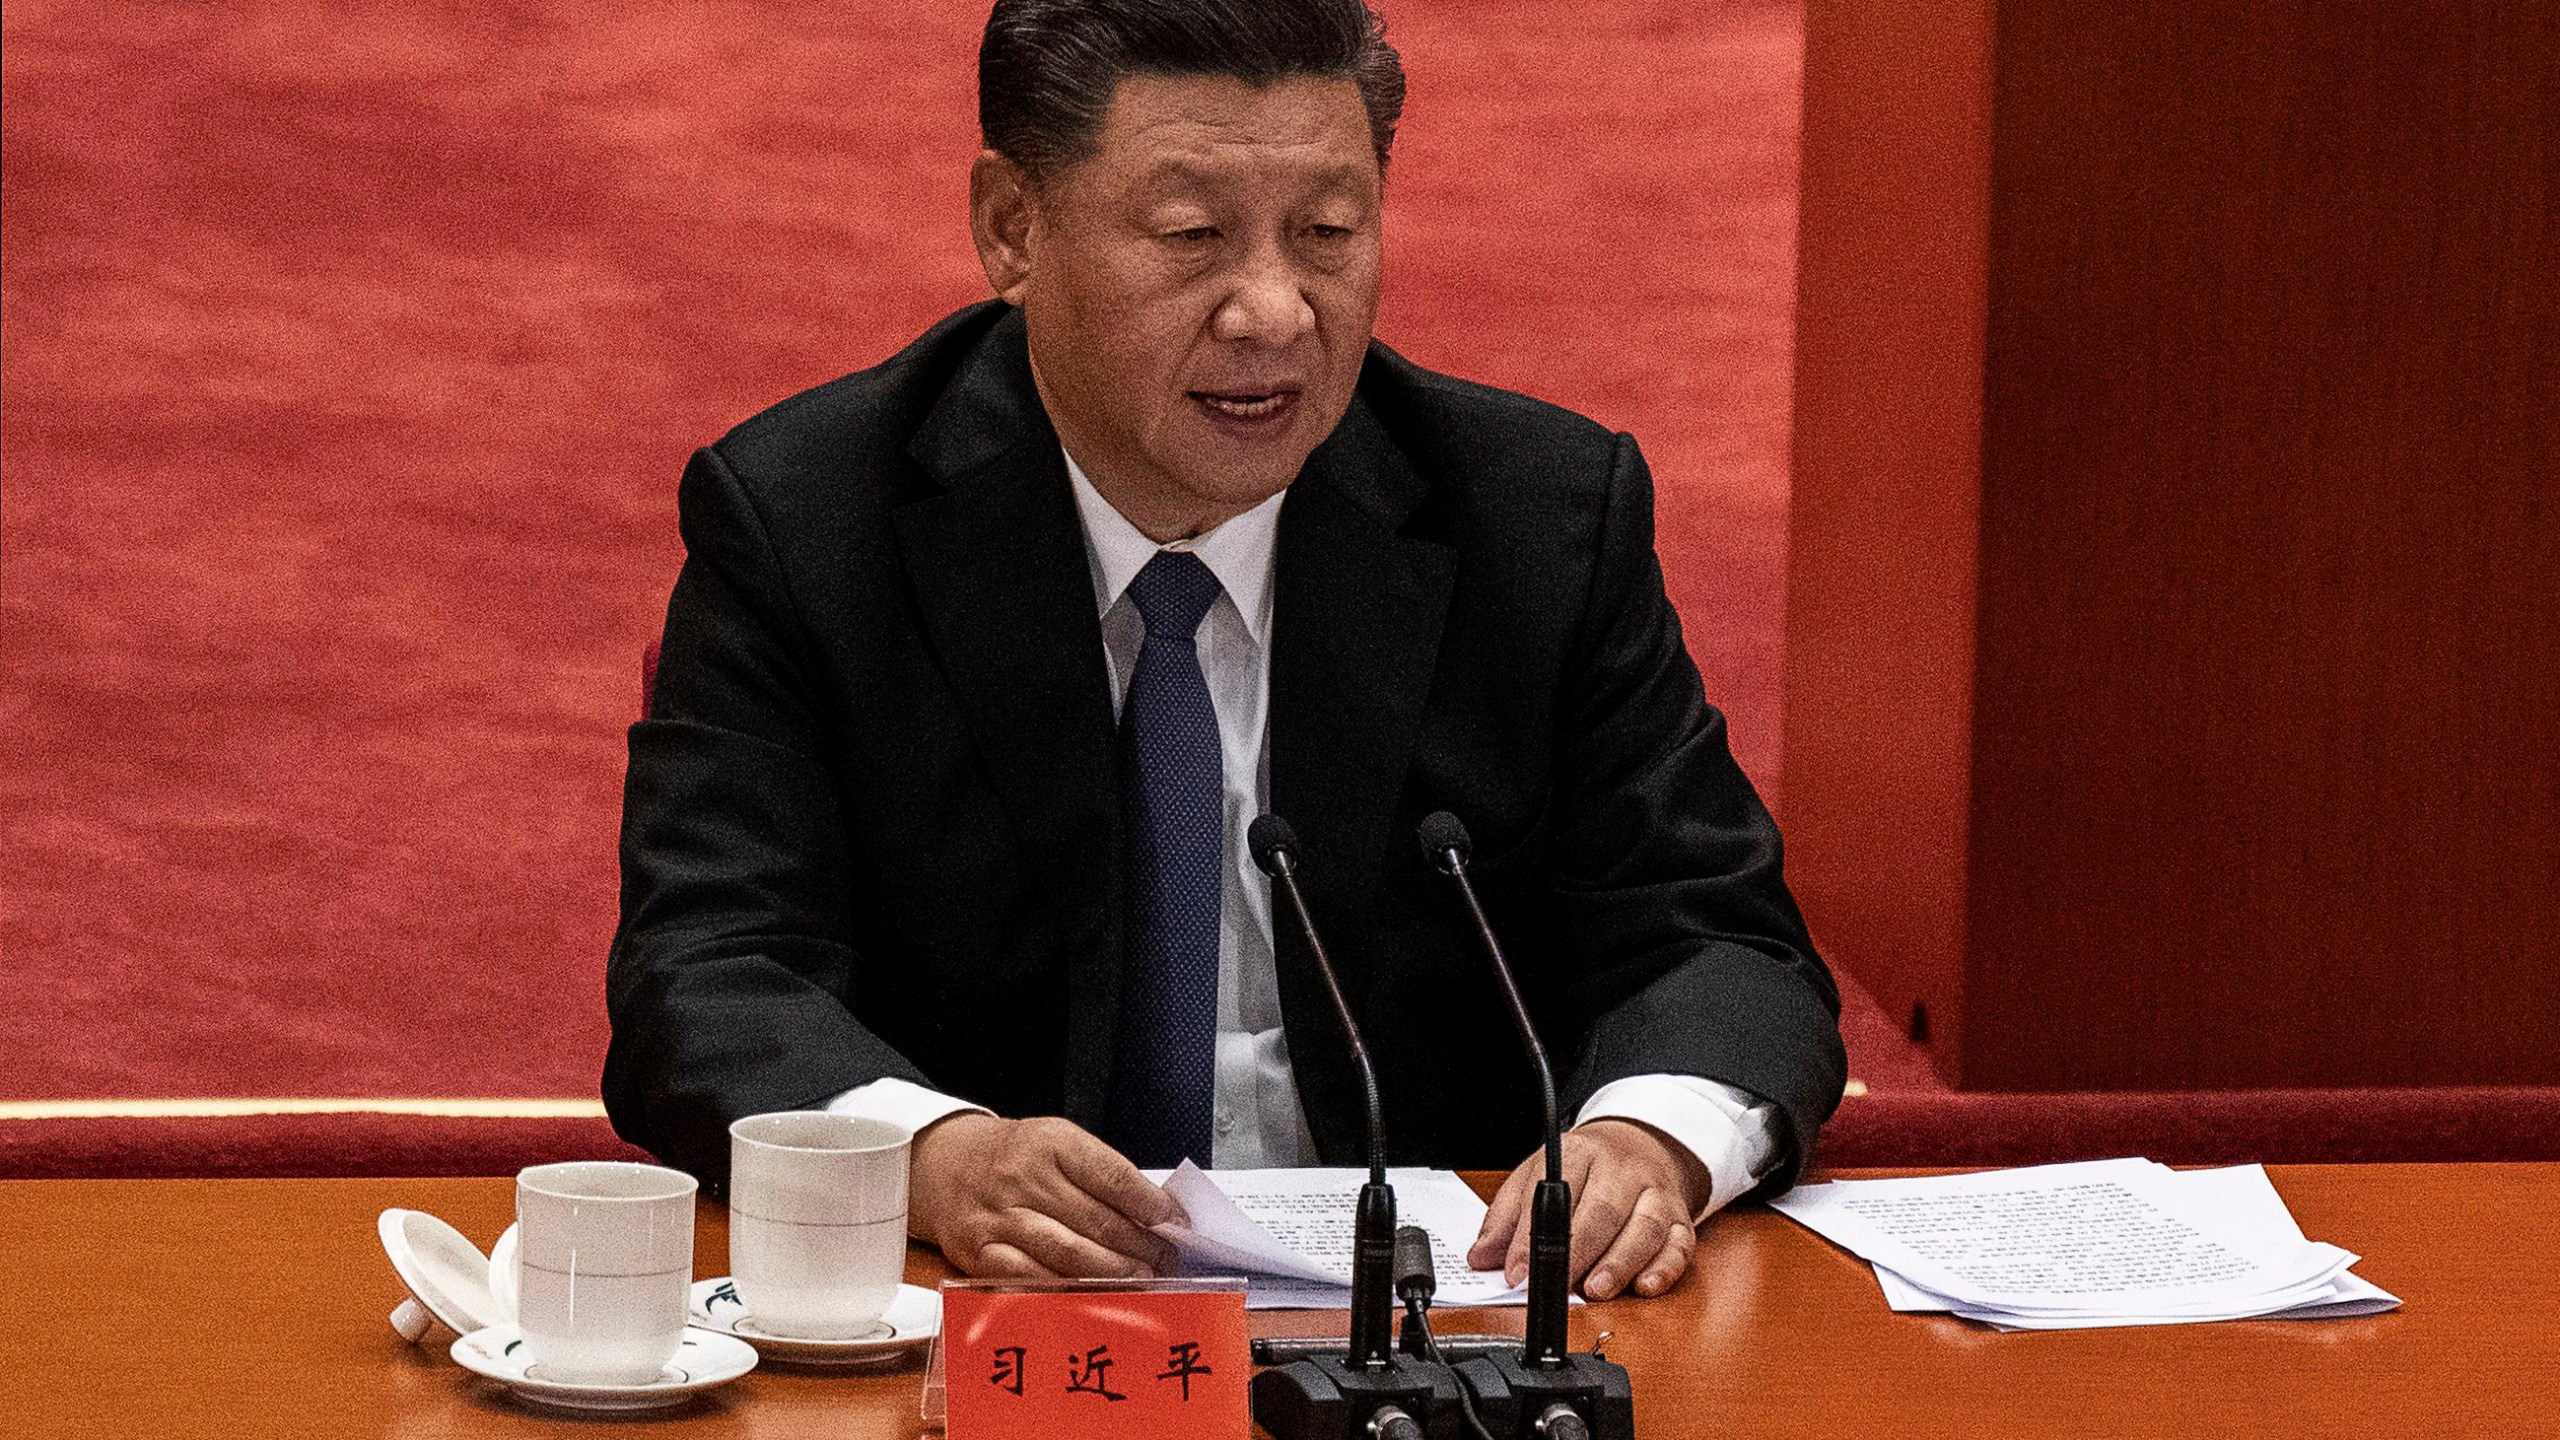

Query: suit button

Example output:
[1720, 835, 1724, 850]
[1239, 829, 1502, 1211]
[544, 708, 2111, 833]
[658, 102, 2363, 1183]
[1215, 1109, 1236, 1135]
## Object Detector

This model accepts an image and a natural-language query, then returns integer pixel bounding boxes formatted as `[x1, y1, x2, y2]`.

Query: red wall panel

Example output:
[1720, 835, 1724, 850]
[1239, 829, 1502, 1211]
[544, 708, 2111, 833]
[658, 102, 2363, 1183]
[1785, 0, 2560, 1089]
[1783, 0, 1994, 1080]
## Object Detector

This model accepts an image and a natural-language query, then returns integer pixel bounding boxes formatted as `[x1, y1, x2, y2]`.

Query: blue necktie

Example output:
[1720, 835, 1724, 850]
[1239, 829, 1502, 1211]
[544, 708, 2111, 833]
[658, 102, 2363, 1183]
[1103, 551, 1225, 1169]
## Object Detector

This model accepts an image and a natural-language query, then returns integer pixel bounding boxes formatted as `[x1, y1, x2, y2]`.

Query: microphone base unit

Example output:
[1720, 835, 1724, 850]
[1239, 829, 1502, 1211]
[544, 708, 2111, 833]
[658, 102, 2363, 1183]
[1251, 1354, 1468, 1440]
[1452, 1350, 1636, 1440]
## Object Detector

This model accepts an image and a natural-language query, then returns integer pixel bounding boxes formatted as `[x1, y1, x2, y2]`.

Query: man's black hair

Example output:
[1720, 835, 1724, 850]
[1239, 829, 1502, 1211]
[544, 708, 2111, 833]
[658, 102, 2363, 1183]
[980, 0, 1406, 181]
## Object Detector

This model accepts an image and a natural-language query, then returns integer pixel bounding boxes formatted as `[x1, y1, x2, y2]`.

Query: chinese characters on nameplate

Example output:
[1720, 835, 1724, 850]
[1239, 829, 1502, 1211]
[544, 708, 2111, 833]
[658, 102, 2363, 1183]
[935, 1278, 1250, 1439]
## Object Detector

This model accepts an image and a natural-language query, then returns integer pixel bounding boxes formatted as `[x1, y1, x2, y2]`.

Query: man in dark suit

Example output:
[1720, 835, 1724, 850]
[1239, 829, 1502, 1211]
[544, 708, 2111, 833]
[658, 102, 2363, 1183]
[606, 0, 1844, 1302]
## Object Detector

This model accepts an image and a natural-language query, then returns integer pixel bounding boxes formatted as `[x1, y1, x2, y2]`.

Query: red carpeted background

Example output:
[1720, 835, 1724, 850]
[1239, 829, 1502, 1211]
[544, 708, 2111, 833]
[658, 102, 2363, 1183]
[11, 2, 2552, 1179]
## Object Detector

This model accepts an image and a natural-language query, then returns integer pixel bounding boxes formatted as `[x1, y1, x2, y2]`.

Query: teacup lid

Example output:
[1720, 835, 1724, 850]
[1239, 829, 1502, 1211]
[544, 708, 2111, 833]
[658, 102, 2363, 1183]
[378, 1208, 504, 1341]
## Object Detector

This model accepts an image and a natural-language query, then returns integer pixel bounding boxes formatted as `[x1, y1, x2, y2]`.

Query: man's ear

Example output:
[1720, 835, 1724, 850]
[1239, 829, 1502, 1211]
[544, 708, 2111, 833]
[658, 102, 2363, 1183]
[970, 150, 1040, 305]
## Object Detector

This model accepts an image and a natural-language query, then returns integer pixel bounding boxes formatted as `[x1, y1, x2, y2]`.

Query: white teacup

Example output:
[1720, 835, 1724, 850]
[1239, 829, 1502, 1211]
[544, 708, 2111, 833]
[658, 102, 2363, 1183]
[728, 1112, 910, 1339]
[490, 1161, 697, 1385]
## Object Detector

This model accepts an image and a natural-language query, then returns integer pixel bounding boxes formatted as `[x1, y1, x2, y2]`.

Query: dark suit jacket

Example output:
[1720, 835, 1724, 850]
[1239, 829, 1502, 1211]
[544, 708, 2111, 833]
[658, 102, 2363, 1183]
[605, 301, 1845, 1193]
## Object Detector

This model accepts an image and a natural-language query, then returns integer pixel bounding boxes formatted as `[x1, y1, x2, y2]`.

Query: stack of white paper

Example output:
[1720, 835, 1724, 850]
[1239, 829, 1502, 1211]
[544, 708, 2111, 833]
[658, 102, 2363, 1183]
[1145, 1161, 1537, 1311]
[1770, 1158, 2400, 1330]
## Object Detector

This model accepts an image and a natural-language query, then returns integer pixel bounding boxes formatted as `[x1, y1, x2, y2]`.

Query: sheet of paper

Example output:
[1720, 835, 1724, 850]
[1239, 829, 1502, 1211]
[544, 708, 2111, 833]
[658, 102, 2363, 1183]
[1773, 1158, 2348, 1314]
[1875, 1262, 2367, 1318]
[1146, 1163, 1535, 1310]
[1884, 1267, 2389, 1328]
[1939, 1269, 2399, 1330]
[1151, 1161, 1342, 1285]
[2251, 1272, 2401, 1320]
[1929, 1166, 2398, 1328]
[1792, 1159, 2398, 1329]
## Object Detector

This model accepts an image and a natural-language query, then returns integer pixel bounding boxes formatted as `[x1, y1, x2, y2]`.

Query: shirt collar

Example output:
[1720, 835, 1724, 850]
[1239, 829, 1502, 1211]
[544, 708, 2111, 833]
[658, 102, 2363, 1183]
[1064, 448, 1282, 648]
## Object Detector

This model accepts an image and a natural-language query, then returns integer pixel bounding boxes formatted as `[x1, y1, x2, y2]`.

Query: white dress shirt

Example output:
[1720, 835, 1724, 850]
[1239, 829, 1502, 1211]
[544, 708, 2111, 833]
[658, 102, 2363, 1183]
[830, 452, 1781, 1218]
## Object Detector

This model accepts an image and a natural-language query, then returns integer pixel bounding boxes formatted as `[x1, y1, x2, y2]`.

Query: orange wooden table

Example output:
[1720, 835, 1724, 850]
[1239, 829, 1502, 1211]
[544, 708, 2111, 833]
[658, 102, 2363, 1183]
[3, 1166, 2553, 1438]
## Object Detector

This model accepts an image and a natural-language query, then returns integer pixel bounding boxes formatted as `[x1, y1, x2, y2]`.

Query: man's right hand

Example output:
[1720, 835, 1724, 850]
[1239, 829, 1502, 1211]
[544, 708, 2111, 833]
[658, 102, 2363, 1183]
[907, 1112, 1185, 1279]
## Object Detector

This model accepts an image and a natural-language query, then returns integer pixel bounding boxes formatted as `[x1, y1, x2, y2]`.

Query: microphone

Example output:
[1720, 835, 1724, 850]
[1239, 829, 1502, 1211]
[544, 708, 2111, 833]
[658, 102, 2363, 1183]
[1246, 815, 1463, 1440]
[1247, 815, 1395, 1364]
[1420, 811, 1637, 1440]
[1247, 819, 1387, 1186]
[1418, 811, 1568, 1363]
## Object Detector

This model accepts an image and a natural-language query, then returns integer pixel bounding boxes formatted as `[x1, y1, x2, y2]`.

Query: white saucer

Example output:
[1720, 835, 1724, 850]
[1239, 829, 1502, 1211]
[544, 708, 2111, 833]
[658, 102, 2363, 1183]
[689, 1278, 941, 1366]
[450, 1324, 757, 1411]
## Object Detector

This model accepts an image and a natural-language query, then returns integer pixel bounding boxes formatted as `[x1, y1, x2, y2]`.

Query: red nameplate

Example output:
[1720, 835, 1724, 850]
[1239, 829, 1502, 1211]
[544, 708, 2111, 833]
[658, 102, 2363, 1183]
[941, 1284, 1251, 1439]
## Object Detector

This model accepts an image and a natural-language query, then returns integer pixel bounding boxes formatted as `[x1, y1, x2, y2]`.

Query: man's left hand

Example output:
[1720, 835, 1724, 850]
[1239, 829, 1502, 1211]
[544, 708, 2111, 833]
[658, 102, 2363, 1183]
[1467, 1119, 1709, 1300]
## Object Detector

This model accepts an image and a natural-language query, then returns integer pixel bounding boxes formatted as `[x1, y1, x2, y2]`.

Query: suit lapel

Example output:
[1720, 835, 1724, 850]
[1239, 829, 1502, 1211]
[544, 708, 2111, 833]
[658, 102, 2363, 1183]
[896, 312, 1123, 1127]
[1268, 397, 1458, 1161]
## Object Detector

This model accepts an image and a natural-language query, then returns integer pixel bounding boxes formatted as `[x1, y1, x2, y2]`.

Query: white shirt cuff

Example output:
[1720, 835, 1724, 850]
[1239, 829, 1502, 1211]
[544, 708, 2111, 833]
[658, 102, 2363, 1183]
[822, 1076, 991, 1135]
[1573, 1075, 1779, 1220]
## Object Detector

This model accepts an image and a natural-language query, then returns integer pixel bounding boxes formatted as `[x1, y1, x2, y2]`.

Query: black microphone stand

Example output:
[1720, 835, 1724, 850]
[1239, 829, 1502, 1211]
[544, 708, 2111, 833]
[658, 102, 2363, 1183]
[1420, 812, 1636, 1440]
[1248, 815, 1463, 1440]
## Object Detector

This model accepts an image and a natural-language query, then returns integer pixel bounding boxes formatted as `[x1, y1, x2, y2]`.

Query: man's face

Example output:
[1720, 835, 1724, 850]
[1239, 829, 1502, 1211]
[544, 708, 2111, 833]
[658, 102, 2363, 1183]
[981, 74, 1384, 537]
